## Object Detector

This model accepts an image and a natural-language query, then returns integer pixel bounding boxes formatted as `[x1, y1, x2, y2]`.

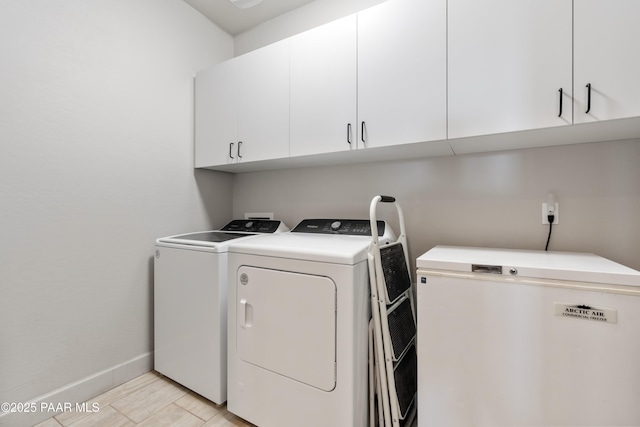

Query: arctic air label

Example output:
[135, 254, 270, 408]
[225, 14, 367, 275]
[554, 303, 617, 324]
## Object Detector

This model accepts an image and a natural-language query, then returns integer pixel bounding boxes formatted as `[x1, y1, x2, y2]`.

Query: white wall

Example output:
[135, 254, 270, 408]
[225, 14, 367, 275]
[234, 0, 384, 55]
[0, 1, 233, 425]
[233, 140, 640, 272]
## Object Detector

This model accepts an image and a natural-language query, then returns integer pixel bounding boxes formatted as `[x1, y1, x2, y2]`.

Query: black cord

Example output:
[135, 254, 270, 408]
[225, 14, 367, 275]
[545, 215, 554, 251]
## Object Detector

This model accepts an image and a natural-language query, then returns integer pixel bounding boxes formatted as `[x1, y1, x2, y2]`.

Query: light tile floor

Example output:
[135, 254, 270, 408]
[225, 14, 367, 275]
[34, 371, 417, 427]
[34, 371, 254, 427]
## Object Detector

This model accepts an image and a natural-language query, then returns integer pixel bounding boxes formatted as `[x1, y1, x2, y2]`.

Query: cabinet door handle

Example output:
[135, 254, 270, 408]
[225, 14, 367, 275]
[238, 141, 243, 159]
[585, 83, 592, 114]
[347, 123, 352, 145]
[558, 88, 563, 117]
[361, 121, 366, 145]
[229, 142, 234, 159]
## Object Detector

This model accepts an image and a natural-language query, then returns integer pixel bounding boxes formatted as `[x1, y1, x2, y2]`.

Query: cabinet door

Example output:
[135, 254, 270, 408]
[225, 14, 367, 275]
[574, 0, 640, 124]
[358, 0, 446, 149]
[448, 0, 572, 139]
[194, 60, 238, 167]
[290, 15, 357, 157]
[236, 39, 290, 163]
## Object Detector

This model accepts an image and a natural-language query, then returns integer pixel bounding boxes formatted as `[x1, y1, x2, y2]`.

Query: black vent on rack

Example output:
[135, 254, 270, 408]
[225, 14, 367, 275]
[380, 243, 412, 303]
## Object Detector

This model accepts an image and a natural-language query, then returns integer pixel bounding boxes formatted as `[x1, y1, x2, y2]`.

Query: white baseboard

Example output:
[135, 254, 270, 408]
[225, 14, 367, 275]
[0, 352, 153, 427]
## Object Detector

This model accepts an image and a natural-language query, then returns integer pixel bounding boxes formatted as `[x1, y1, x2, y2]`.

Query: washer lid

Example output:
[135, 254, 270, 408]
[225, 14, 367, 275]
[160, 231, 255, 244]
[417, 246, 640, 287]
[155, 219, 289, 250]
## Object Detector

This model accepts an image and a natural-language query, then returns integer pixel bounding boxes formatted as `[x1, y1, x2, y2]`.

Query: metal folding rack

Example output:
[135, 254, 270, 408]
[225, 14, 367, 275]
[368, 195, 417, 427]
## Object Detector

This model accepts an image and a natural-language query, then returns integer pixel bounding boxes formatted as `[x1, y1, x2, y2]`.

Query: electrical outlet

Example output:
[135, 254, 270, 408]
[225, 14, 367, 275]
[542, 203, 559, 224]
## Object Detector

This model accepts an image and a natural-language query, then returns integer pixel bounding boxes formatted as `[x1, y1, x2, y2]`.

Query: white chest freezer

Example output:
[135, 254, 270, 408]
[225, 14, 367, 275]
[416, 246, 640, 427]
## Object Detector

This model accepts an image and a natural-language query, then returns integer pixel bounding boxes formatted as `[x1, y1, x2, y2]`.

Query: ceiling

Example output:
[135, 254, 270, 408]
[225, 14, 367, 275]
[183, 0, 316, 35]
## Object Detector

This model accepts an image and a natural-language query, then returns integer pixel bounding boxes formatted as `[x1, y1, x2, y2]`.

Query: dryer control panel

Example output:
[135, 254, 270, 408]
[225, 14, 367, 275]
[291, 219, 385, 236]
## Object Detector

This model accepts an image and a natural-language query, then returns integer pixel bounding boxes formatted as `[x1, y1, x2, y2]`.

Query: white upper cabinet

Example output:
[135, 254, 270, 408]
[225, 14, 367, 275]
[574, 0, 640, 124]
[195, 59, 238, 168]
[195, 0, 640, 172]
[289, 15, 357, 157]
[448, 0, 573, 139]
[236, 39, 290, 163]
[194, 40, 289, 167]
[358, 0, 447, 148]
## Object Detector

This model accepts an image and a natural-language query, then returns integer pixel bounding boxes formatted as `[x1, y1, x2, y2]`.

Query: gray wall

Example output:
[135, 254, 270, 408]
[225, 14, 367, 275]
[0, 1, 233, 425]
[233, 140, 640, 272]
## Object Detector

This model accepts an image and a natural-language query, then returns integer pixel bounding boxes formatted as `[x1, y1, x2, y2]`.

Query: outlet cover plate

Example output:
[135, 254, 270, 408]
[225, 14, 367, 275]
[542, 203, 559, 224]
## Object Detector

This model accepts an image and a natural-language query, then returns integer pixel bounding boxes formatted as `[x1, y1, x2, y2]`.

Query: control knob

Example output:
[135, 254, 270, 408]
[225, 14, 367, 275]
[330, 221, 342, 231]
[245, 221, 254, 230]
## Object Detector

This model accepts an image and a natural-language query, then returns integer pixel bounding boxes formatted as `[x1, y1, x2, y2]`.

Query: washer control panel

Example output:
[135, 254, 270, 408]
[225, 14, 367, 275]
[221, 219, 283, 233]
[291, 219, 385, 236]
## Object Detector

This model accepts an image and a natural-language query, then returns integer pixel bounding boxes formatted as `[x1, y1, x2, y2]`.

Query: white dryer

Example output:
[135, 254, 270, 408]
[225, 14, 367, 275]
[227, 219, 396, 427]
[154, 219, 288, 404]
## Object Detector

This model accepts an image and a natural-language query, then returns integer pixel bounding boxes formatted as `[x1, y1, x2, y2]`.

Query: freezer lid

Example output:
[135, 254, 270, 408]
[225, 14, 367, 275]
[416, 245, 640, 287]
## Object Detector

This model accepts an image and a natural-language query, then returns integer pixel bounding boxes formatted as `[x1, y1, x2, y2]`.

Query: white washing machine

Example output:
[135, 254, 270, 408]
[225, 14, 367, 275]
[227, 219, 396, 427]
[154, 219, 288, 404]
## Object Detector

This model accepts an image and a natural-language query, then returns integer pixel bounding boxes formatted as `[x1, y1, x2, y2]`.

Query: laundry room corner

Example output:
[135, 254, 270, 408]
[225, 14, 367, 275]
[194, 169, 234, 231]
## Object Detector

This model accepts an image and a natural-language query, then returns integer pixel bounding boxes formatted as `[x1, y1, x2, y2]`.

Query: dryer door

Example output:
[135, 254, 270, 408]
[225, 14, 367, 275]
[236, 266, 337, 391]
